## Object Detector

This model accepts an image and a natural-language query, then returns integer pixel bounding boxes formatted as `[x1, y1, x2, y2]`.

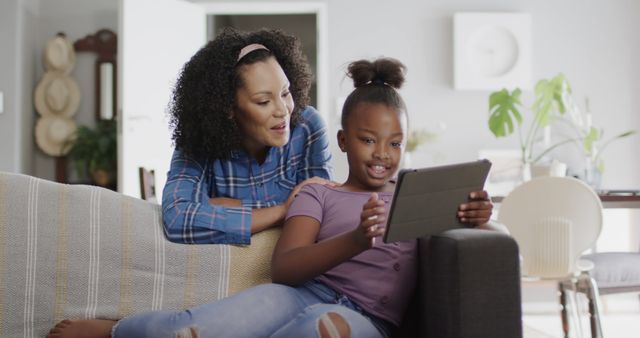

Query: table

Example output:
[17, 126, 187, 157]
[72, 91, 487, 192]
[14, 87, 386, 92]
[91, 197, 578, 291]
[597, 194, 640, 209]
[492, 193, 640, 209]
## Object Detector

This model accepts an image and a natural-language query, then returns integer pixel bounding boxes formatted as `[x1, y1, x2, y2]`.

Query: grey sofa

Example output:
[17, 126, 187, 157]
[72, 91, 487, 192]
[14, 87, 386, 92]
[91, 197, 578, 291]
[0, 172, 522, 338]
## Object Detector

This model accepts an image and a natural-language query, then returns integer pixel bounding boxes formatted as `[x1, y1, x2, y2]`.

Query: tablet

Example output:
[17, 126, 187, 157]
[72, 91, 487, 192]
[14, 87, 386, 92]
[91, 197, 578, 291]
[382, 159, 492, 243]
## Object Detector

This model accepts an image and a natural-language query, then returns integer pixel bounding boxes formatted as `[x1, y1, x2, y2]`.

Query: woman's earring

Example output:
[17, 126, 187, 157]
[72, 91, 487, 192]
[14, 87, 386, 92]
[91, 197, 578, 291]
[228, 107, 238, 120]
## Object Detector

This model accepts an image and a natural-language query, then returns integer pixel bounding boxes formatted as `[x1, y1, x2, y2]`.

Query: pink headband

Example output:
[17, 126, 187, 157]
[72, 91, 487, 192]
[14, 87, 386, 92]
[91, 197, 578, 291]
[237, 43, 270, 62]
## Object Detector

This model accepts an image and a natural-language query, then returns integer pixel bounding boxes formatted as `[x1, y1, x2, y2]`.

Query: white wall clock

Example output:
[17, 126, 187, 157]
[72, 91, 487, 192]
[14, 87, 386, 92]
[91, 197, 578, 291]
[454, 12, 532, 90]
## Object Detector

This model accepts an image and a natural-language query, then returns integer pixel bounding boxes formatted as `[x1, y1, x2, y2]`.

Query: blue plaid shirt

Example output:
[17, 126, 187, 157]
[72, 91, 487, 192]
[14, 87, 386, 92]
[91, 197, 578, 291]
[161, 107, 333, 245]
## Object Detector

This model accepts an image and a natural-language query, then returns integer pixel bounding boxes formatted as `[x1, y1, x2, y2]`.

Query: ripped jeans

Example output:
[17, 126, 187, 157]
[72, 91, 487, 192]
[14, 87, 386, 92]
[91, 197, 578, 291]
[111, 280, 392, 338]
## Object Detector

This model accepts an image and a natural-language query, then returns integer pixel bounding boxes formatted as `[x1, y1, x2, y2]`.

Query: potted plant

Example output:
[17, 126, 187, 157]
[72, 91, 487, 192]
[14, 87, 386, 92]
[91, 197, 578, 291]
[488, 73, 572, 169]
[67, 120, 117, 187]
[558, 97, 636, 186]
[488, 74, 636, 184]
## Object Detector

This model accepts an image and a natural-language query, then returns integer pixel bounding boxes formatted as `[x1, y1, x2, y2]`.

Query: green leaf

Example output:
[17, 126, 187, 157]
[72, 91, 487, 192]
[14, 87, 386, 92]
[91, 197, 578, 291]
[488, 88, 523, 137]
[550, 73, 571, 113]
[532, 74, 570, 127]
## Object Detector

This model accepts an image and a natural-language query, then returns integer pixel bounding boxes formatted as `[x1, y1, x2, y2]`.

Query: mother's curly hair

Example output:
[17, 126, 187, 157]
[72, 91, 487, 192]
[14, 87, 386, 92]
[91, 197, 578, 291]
[168, 27, 312, 159]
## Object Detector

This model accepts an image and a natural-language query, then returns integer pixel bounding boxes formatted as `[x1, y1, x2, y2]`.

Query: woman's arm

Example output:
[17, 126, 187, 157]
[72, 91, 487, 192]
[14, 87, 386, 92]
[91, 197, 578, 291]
[271, 193, 385, 286]
[162, 150, 252, 245]
[211, 197, 286, 234]
[212, 174, 338, 235]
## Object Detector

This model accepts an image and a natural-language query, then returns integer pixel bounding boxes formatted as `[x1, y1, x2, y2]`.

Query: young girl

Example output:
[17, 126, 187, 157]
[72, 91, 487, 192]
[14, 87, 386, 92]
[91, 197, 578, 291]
[47, 57, 493, 338]
[269, 57, 495, 337]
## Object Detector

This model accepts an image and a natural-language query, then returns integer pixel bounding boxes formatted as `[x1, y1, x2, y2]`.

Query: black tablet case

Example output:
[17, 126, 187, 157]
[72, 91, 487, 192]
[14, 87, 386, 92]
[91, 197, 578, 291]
[383, 159, 492, 243]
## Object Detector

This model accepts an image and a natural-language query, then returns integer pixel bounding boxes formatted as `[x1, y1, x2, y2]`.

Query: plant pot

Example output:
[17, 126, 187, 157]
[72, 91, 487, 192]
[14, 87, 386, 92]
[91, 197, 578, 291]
[91, 169, 114, 188]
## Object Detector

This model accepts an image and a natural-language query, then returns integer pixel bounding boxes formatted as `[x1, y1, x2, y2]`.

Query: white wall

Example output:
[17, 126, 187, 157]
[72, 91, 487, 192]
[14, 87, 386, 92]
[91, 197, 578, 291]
[20, 0, 39, 176]
[6, 0, 640, 190]
[0, 0, 22, 173]
[0, 0, 38, 174]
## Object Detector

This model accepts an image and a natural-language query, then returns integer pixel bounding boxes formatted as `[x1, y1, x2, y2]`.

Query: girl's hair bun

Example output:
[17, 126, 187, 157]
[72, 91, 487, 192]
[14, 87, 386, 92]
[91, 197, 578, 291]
[347, 58, 406, 89]
[340, 57, 408, 128]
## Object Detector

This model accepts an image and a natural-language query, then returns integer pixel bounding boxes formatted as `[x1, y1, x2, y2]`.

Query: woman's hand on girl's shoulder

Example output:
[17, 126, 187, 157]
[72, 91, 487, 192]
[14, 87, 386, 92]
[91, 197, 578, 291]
[285, 177, 341, 208]
[457, 190, 493, 227]
[352, 193, 386, 249]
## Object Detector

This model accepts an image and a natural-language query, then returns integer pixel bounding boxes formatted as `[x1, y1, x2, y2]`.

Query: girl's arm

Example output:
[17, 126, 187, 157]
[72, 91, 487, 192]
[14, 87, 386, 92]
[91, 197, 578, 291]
[271, 193, 386, 286]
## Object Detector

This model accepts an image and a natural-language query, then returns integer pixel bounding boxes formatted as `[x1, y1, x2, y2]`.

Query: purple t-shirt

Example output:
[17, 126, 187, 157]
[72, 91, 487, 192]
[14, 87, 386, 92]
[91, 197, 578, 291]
[285, 184, 418, 326]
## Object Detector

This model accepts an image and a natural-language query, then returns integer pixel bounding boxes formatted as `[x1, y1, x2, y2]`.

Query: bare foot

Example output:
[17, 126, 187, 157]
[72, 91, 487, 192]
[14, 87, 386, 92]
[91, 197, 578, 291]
[46, 319, 117, 338]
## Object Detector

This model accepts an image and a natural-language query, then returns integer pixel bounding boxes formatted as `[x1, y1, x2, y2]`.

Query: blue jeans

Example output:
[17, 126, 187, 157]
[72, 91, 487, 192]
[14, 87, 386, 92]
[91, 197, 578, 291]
[112, 280, 393, 338]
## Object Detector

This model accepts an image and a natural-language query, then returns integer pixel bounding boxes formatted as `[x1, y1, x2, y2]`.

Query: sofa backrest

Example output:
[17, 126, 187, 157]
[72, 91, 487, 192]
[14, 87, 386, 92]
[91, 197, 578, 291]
[0, 172, 279, 338]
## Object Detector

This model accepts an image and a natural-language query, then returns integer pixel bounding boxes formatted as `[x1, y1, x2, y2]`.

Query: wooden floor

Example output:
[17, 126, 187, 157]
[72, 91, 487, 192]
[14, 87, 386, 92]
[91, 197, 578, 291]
[522, 292, 640, 338]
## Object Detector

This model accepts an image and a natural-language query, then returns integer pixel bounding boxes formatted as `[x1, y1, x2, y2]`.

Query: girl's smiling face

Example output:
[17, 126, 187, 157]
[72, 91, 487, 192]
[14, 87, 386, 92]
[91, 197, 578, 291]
[338, 102, 407, 192]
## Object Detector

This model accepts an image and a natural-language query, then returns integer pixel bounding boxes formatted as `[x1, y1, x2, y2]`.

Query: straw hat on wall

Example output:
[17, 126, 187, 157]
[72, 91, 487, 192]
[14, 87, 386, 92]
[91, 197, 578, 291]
[35, 115, 77, 156]
[34, 33, 82, 158]
[43, 35, 76, 74]
[34, 71, 80, 117]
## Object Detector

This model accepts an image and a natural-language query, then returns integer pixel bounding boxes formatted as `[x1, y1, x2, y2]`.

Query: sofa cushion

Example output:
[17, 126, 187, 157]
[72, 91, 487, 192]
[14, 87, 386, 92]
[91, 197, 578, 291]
[0, 172, 279, 337]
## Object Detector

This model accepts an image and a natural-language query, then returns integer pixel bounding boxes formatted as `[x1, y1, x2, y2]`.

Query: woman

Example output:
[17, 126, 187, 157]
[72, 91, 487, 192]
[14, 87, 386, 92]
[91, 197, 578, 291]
[161, 27, 334, 245]
[47, 27, 334, 338]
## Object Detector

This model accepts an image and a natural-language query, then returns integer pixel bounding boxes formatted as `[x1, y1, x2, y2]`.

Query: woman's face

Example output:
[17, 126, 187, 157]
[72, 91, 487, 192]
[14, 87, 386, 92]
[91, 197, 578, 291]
[338, 102, 407, 192]
[233, 57, 294, 159]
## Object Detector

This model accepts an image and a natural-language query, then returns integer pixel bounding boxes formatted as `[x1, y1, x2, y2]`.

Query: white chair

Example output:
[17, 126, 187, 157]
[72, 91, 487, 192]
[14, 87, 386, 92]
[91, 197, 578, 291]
[498, 176, 604, 338]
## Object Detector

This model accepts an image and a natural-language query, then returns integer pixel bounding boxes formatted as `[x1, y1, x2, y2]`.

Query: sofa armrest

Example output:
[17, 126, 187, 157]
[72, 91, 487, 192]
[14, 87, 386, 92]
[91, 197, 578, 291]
[413, 229, 522, 338]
